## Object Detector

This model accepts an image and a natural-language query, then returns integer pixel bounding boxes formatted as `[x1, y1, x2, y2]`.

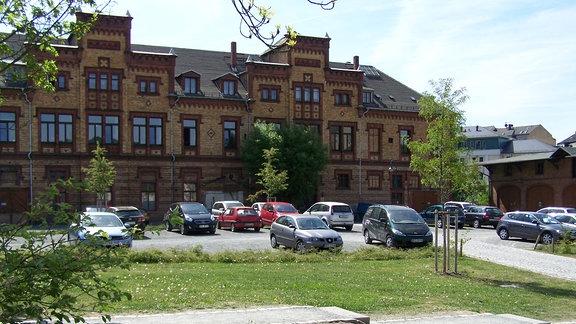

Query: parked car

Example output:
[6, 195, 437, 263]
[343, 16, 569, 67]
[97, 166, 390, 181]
[419, 205, 465, 228]
[211, 200, 244, 217]
[536, 207, 576, 216]
[164, 202, 217, 235]
[259, 202, 299, 226]
[251, 202, 266, 214]
[496, 211, 575, 244]
[444, 201, 477, 212]
[362, 204, 432, 248]
[269, 214, 343, 252]
[105, 206, 147, 233]
[218, 206, 262, 232]
[303, 202, 354, 231]
[464, 205, 504, 228]
[68, 211, 132, 247]
[553, 213, 576, 225]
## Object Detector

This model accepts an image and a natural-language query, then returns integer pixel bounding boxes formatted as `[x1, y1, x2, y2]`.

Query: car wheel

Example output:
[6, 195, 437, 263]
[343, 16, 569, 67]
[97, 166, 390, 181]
[436, 218, 443, 228]
[270, 234, 278, 248]
[179, 224, 188, 235]
[473, 219, 481, 228]
[230, 223, 236, 232]
[541, 232, 554, 245]
[345, 225, 353, 231]
[295, 240, 306, 253]
[363, 230, 373, 244]
[322, 219, 331, 228]
[254, 227, 261, 232]
[217, 222, 221, 229]
[385, 235, 394, 248]
[498, 228, 509, 240]
[209, 228, 216, 235]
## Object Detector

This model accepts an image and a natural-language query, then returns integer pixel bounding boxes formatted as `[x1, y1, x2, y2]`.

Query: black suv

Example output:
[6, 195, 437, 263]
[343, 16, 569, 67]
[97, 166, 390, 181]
[164, 202, 217, 235]
[464, 205, 504, 228]
[105, 206, 147, 233]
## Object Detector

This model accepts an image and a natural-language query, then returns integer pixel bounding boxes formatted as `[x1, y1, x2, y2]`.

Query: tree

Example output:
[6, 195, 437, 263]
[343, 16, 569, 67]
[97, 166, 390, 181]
[0, 179, 130, 323]
[408, 78, 484, 203]
[0, 0, 111, 95]
[247, 147, 289, 202]
[242, 122, 328, 206]
[82, 142, 116, 209]
[231, 0, 336, 48]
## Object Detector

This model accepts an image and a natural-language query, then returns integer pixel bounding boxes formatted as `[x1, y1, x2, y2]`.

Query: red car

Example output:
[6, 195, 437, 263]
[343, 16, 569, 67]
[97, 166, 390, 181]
[260, 202, 299, 226]
[217, 206, 262, 232]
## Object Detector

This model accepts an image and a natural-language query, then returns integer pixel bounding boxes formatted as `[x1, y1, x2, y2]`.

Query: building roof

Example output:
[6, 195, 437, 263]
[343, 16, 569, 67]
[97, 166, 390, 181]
[479, 146, 576, 166]
[558, 132, 576, 145]
[462, 125, 510, 139]
[500, 139, 556, 155]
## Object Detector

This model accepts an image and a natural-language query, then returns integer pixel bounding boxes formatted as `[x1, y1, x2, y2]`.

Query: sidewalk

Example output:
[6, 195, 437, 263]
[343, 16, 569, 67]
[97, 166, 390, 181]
[77, 306, 553, 324]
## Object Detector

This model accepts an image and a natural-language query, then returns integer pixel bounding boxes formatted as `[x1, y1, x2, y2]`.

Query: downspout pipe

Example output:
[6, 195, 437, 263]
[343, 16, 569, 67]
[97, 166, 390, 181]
[169, 95, 180, 204]
[22, 88, 33, 211]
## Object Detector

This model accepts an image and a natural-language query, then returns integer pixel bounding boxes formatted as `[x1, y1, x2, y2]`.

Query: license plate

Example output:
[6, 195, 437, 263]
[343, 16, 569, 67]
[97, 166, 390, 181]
[339, 215, 348, 218]
[198, 225, 209, 228]
[411, 239, 424, 243]
[326, 244, 336, 248]
[244, 223, 253, 226]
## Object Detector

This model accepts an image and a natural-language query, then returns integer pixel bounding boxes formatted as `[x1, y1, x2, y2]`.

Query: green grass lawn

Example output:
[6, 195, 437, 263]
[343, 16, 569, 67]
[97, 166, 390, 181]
[96, 247, 576, 322]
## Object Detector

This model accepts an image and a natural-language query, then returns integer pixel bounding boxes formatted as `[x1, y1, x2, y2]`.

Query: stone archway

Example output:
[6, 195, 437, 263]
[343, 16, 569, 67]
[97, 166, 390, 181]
[526, 184, 554, 211]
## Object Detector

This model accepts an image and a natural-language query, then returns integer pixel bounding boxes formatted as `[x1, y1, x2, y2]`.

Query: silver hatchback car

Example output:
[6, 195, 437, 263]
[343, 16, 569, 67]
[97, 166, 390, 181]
[303, 201, 354, 231]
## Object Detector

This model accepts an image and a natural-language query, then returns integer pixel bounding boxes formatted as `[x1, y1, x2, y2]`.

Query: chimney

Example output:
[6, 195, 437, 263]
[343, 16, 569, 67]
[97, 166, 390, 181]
[231, 42, 237, 70]
[353, 56, 359, 70]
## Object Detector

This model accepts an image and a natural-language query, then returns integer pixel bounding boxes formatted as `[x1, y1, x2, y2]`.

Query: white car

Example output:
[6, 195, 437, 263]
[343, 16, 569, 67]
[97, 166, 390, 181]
[211, 200, 244, 217]
[537, 207, 576, 217]
[68, 212, 132, 247]
[303, 201, 354, 231]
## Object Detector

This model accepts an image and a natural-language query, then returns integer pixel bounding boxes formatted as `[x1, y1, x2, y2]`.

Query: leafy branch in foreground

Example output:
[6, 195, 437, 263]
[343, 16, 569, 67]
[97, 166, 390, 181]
[0, 179, 130, 324]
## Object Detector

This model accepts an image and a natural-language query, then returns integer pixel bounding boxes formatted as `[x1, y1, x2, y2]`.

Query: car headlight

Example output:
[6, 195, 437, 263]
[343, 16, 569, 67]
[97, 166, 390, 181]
[392, 228, 406, 236]
[184, 215, 193, 222]
[425, 230, 433, 236]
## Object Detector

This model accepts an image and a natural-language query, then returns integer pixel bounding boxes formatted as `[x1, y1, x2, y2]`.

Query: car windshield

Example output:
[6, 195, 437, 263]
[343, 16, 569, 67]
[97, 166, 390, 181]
[276, 204, 297, 212]
[296, 217, 329, 230]
[534, 213, 560, 224]
[85, 215, 123, 227]
[390, 210, 425, 224]
[116, 209, 141, 217]
[181, 204, 209, 214]
[566, 208, 576, 213]
[227, 202, 244, 208]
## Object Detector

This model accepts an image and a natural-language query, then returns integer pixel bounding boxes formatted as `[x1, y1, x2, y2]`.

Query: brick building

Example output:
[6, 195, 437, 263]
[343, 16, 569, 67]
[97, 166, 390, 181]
[0, 13, 435, 224]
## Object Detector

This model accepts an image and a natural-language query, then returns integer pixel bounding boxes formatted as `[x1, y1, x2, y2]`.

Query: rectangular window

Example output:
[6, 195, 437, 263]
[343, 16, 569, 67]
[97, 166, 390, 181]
[261, 86, 279, 102]
[336, 173, 350, 189]
[133, 117, 147, 145]
[0, 112, 16, 143]
[363, 91, 372, 104]
[99, 73, 108, 90]
[111, 74, 119, 91]
[304, 87, 311, 102]
[367, 173, 381, 190]
[335, 93, 350, 106]
[223, 121, 237, 149]
[183, 183, 197, 202]
[139, 80, 147, 93]
[392, 175, 403, 189]
[223, 80, 235, 95]
[89, 115, 119, 144]
[88, 73, 97, 89]
[56, 75, 66, 89]
[58, 114, 73, 144]
[313, 88, 320, 103]
[40, 114, 56, 143]
[391, 192, 404, 205]
[149, 81, 157, 93]
[368, 127, 380, 154]
[183, 119, 197, 147]
[184, 77, 197, 94]
[295, 87, 302, 102]
[149, 118, 162, 145]
[330, 126, 354, 152]
[400, 129, 410, 154]
[536, 162, 544, 175]
[141, 182, 156, 211]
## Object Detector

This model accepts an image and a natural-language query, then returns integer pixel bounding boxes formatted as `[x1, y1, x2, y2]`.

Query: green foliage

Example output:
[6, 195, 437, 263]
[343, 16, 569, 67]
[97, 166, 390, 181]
[0, 0, 111, 97]
[247, 147, 289, 202]
[242, 122, 328, 206]
[0, 179, 131, 323]
[82, 142, 116, 209]
[408, 78, 483, 203]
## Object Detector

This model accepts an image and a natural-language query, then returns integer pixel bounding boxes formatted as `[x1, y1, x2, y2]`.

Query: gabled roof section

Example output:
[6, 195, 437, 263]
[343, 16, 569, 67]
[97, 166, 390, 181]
[551, 146, 576, 158]
[558, 132, 576, 146]
[480, 146, 575, 166]
[462, 125, 509, 139]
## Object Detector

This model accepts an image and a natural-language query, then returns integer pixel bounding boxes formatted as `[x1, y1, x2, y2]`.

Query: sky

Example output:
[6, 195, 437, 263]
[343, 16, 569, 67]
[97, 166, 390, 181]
[104, 0, 576, 142]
